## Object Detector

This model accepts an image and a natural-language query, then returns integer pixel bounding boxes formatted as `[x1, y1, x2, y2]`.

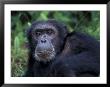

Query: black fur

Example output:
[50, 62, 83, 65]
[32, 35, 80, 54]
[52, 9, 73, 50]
[50, 32, 100, 77]
[24, 19, 100, 77]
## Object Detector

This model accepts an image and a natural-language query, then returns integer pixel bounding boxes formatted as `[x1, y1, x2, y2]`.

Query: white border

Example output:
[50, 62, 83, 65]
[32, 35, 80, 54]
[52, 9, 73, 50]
[4, 4, 107, 84]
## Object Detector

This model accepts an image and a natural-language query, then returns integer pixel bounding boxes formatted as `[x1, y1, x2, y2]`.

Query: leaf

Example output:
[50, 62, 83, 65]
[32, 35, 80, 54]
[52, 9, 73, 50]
[14, 36, 20, 53]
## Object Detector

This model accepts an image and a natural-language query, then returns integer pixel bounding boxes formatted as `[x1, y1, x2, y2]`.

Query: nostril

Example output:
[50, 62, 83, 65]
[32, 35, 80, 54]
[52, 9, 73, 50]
[44, 35, 46, 38]
[41, 39, 46, 43]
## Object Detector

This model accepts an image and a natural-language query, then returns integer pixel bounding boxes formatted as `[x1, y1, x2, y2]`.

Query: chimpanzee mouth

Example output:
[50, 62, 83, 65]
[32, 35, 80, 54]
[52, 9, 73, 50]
[37, 50, 53, 54]
[37, 50, 54, 56]
[34, 49, 56, 62]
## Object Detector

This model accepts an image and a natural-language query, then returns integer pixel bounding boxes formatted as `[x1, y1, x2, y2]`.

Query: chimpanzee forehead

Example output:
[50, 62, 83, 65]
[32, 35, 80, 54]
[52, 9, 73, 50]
[34, 23, 56, 30]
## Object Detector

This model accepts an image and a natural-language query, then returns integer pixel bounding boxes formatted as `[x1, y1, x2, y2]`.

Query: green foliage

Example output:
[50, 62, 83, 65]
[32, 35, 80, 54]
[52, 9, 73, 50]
[11, 47, 28, 77]
[11, 11, 100, 77]
[14, 36, 20, 54]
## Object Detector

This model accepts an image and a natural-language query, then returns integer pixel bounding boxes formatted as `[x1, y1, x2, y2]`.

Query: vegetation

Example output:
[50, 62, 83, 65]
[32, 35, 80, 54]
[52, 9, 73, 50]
[11, 11, 100, 77]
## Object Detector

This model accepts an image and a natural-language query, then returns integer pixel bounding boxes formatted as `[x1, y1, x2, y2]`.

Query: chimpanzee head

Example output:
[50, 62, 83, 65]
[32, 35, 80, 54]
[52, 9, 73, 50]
[27, 19, 68, 62]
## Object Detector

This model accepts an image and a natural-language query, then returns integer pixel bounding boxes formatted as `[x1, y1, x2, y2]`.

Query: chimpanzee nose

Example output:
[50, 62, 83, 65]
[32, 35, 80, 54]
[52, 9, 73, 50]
[41, 39, 46, 43]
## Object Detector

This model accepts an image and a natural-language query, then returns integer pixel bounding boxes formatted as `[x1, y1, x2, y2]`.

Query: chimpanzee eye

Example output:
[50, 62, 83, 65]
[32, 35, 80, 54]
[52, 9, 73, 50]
[47, 30, 53, 35]
[36, 31, 41, 36]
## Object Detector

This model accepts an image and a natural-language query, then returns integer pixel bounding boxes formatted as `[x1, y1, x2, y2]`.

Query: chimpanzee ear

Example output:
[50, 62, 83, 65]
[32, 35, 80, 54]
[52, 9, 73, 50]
[63, 24, 69, 37]
[56, 22, 69, 38]
[58, 21, 69, 38]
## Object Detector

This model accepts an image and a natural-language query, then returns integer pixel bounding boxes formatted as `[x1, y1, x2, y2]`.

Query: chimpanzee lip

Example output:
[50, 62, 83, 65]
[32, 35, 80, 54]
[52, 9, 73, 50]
[37, 50, 54, 54]
[36, 50, 55, 60]
[34, 48, 56, 62]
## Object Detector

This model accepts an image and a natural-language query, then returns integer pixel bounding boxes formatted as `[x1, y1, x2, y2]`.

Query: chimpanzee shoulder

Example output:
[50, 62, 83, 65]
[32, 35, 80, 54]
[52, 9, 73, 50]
[50, 31, 100, 77]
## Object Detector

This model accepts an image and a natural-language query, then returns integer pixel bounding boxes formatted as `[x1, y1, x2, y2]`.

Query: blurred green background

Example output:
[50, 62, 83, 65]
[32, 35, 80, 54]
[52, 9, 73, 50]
[11, 11, 100, 77]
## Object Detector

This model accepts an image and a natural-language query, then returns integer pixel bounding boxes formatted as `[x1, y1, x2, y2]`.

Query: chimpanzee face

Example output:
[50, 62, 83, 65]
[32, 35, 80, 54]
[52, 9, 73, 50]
[31, 23, 58, 62]
[27, 20, 68, 62]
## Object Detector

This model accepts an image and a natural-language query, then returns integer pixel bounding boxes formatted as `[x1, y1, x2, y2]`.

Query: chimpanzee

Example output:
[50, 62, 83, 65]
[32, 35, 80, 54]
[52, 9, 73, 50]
[24, 19, 100, 77]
